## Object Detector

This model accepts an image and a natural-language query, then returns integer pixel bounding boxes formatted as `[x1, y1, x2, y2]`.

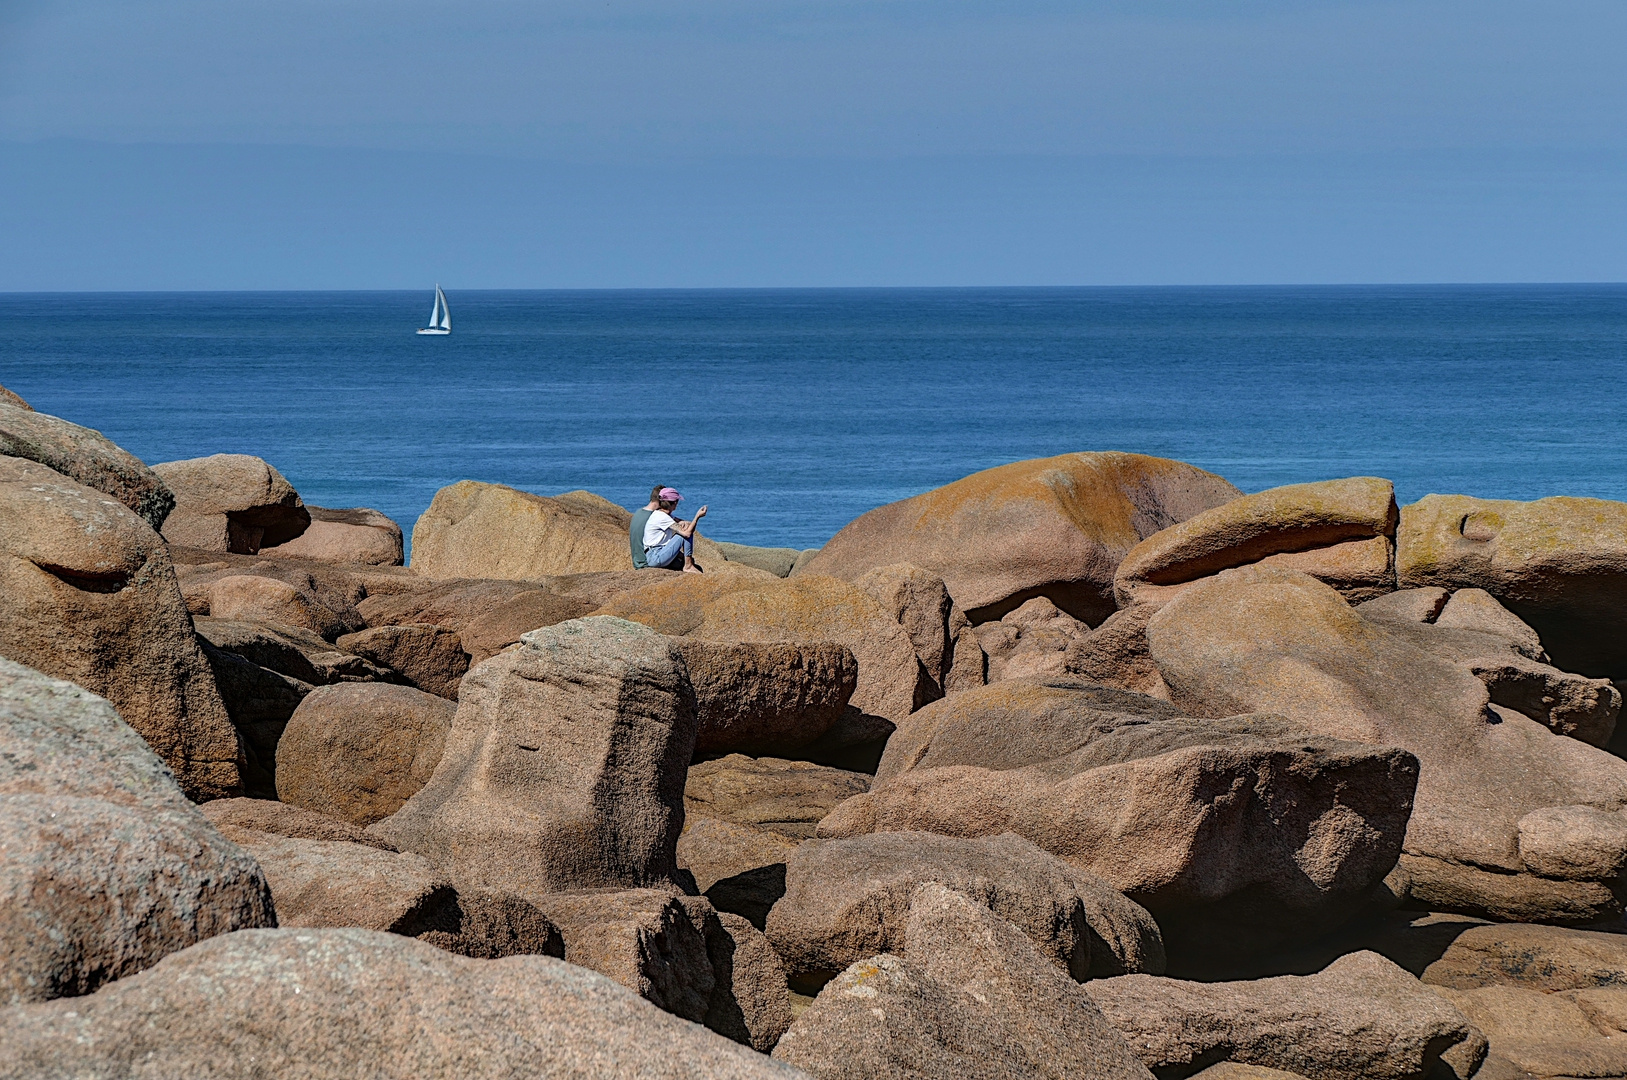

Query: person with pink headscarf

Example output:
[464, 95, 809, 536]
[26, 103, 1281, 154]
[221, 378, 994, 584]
[641, 486, 708, 573]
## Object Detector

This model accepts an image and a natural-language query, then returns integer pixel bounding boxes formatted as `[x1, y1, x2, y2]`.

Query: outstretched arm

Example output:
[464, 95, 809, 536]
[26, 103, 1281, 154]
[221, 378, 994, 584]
[671, 505, 708, 538]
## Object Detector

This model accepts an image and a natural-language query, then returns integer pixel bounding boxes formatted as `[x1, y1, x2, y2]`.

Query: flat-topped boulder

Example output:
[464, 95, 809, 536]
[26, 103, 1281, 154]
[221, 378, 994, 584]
[820, 678, 1416, 964]
[371, 617, 698, 899]
[0, 659, 272, 1004]
[1114, 477, 1398, 608]
[687, 755, 871, 839]
[215, 826, 457, 935]
[200, 797, 401, 850]
[197, 616, 393, 685]
[0, 928, 804, 1079]
[795, 452, 1240, 623]
[1421, 922, 1627, 992]
[691, 575, 926, 722]
[1146, 564, 1627, 923]
[1089, 951, 1485, 1080]
[262, 505, 404, 565]
[0, 457, 240, 798]
[153, 453, 310, 554]
[1396, 493, 1627, 680]
[679, 640, 857, 757]
[0, 405, 174, 529]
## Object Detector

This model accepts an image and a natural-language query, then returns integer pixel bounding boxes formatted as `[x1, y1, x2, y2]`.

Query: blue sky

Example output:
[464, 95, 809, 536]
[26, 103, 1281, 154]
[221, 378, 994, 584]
[2, 0, 1623, 288]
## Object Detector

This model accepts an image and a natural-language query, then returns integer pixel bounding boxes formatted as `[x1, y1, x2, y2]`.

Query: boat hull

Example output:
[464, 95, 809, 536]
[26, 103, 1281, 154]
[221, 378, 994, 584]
[416, 328, 451, 335]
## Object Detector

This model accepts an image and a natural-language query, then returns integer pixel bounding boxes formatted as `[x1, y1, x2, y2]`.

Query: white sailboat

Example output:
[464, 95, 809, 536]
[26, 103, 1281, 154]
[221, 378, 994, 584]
[417, 285, 451, 335]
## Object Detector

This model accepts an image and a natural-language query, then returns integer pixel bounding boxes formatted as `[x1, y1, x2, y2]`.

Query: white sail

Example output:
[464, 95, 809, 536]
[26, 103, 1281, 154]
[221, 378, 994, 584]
[417, 284, 452, 334]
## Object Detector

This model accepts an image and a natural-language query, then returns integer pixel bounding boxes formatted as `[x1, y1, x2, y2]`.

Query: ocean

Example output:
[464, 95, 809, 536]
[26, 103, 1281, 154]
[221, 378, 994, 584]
[1, 285, 1624, 554]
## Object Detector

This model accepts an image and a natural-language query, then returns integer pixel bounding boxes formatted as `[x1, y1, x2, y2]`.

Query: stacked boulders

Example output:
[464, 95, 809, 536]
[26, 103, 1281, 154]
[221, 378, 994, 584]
[13, 410, 1627, 1078]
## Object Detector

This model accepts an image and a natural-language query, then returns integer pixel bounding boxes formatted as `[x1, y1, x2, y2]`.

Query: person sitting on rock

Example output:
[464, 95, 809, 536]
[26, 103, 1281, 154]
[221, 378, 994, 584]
[629, 483, 665, 569]
[643, 487, 707, 573]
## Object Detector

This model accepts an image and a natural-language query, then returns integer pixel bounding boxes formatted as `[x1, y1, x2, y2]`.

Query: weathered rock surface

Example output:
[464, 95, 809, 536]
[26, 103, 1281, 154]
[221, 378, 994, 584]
[174, 548, 378, 633]
[1357, 586, 1451, 624]
[0, 405, 174, 528]
[0, 659, 273, 1004]
[1397, 493, 1627, 681]
[772, 884, 1155, 1080]
[197, 615, 393, 685]
[262, 505, 404, 565]
[692, 575, 927, 722]
[1146, 564, 1627, 922]
[417, 889, 566, 960]
[540, 888, 717, 1022]
[1090, 951, 1486, 1080]
[795, 452, 1240, 623]
[538, 889, 791, 1051]
[1431, 982, 1627, 1080]
[973, 596, 1091, 683]
[679, 814, 800, 927]
[277, 682, 456, 827]
[459, 587, 601, 660]
[679, 641, 857, 757]
[0, 457, 241, 798]
[1359, 588, 1621, 747]
[1436, 587, 1548, 654]
[687, 755, 871, 839]
[1114, 477, 1398, 608]
[716, 540, 803, 577]
[357, 576, 540, 628]
[766, 831, 1164, 990]
[591, 567, 780, 636]
[372, 617, 698, 898]
[826, 679, 1417, 962]
[217, 827, 457, 934]
[0, 384, 30, 410]
[200, 797, 401, 851]
[0, 928, 805, 1079]
[153, 453, 310, 554]
[1060, 603, 1171, 698]
[854, 563, 974, 697]
[711, 910, 796, 1052]
[411, 481, 728, 579]
[337, 623, 469, 698]
[207, 572, 361, 639]
[197, 637, 313, 796]
[1422, 922, 1627, 991]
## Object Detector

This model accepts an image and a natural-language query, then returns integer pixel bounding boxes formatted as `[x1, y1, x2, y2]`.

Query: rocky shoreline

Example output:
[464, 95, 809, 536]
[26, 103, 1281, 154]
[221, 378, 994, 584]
[3, 383, 1627, 1078]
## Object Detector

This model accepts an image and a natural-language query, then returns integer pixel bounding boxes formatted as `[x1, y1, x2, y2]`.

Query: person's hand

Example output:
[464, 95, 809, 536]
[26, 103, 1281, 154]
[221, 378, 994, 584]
[696, 505, 709, 519]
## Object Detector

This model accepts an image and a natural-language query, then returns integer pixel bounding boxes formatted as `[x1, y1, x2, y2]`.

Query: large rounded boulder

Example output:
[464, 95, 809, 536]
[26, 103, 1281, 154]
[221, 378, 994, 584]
[0, 457, 241, 799]
[795, 452, 1240, 623]
[0, 403, 174, 530]
[153, 453, 310, 555]
[818, 678, 1417, 965]
[1145, 563, 1627, 923]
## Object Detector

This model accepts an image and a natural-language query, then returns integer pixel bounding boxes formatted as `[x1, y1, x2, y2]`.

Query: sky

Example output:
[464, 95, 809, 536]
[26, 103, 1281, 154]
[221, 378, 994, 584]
[1, 0, 1623, 288]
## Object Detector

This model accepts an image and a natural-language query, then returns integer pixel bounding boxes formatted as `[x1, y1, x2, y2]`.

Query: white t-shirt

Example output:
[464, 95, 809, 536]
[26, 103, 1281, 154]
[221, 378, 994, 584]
[643, 510, 678, 548]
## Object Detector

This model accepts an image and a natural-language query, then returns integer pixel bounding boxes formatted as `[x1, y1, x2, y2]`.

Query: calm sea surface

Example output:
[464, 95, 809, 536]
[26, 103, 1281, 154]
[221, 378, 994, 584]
[1, 286, 1623, 554]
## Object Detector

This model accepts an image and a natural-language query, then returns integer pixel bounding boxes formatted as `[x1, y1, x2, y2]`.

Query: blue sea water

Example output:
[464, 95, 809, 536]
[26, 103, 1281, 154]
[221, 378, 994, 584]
[1, 286, 1624, 555]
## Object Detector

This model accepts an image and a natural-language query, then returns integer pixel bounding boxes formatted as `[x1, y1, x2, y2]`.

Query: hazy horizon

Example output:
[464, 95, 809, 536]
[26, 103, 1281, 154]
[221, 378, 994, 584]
[3, 1, 1623, 290]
